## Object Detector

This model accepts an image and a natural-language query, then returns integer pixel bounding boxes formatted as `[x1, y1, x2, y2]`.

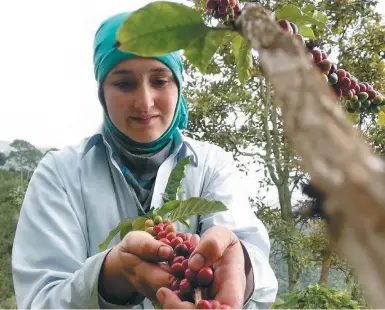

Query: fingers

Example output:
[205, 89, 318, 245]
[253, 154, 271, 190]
[188, 226, 239, 271]
[211, 243, 246, 309]
[120, 230, 174, 262]
[156, 287, 195, 310]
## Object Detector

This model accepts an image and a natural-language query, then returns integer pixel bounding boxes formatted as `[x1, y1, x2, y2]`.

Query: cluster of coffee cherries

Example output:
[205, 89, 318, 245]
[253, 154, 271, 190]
[277, 19, 385, 114]
[205, 0, 241, 25]
[145, 216, 230, 309]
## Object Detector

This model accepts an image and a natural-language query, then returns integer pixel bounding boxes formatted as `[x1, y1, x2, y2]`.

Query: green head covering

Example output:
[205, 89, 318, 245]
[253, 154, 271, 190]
[93, 12, 188, 153]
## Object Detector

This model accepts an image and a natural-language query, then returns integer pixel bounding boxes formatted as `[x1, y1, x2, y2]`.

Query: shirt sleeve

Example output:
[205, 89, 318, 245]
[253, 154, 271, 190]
[198, 147, 279, 309]
[11, 153, 141, 309]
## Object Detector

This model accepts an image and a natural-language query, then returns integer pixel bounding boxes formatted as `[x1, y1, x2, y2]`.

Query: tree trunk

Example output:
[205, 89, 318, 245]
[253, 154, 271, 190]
[277, 183, 300, 291]
[236, 4, 385, 307]
[319, 249, 332, 284]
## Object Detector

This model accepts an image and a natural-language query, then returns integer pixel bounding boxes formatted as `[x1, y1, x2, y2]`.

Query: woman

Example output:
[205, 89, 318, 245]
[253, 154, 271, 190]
[11, 11, 278, 309]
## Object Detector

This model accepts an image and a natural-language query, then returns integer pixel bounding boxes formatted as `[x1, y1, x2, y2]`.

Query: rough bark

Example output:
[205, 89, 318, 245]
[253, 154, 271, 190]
[319, 249, 332, 284]
[236, 3, 385, 308]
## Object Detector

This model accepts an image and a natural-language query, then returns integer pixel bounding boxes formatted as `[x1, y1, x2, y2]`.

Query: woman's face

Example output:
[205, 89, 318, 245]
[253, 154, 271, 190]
[103, 58, 179, 143]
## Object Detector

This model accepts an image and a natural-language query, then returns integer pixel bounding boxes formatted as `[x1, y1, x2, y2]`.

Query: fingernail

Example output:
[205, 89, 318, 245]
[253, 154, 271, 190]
[158, 245, 173, 259]
[189, 253, 205, 270]
[156, 289, 165, 304]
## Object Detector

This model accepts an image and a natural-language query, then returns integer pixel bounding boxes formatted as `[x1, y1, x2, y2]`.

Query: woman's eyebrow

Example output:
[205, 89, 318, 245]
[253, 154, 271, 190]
[111, 68, 172, 75]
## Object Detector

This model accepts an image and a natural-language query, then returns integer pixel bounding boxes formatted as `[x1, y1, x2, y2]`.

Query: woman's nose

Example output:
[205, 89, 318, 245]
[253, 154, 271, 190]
[133, 84, 154, 111]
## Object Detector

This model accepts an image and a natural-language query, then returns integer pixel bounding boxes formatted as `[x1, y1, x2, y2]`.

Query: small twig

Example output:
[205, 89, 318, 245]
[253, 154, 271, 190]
[194, 288, 203, 306]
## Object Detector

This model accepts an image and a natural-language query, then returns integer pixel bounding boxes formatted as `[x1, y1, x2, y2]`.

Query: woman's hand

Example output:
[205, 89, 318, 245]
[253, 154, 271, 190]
[98, 230, 176, 304]
[156, 226, 246, 309]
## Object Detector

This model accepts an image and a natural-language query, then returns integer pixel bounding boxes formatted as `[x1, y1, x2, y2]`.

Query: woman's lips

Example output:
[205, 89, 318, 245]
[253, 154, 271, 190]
[130, 115, 159, 125]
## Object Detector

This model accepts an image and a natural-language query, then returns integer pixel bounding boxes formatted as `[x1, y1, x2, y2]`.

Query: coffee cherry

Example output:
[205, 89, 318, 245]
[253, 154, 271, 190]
[206, 0, 217, 10]
[165, 224, 177, 233]
[336, 69, 347, 79]
[157, 231, 167, 239]
[173, 255, 185, 265]
[182, 258, 189, 269]
[154, 215, 163, 224]
[197, 299, 213, 309]
[171, 279, 181, 291]
[367, 89, 376, 100]
[185, 268, 198, 283]
[175, 244, 190, 257]
[171, 263, 186, 278]
[153, 225, 164, 234]
[179, 279, 193, 294]
[167, 232, 177, 241]
[176, 232, 187, 241]
[338, 77, 351, 90]
[159, 238, 171, 246]
[170, 237, 183, 248]
[197, 267, 214, 286]
[311, 50, 322, 65]
[145, 227, 155, 235]
[189, 245, 196, 255]
[220, 0, 229, 7]
[144, 219, 154, 227]
[218, 5, 227, 14]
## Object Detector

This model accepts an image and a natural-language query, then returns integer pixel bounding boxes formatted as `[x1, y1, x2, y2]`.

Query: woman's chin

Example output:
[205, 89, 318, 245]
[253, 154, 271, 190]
[127, 133, 162, 144]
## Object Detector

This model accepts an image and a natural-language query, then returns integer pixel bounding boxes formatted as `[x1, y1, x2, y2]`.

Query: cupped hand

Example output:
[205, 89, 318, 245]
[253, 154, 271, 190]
[98, 230, 176, 304]
[156, 226, 246, 309]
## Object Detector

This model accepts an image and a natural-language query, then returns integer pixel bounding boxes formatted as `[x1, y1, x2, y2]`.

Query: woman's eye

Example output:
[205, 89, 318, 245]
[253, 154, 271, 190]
[115, 81, 134, 90]
[153, 79, 168, 86]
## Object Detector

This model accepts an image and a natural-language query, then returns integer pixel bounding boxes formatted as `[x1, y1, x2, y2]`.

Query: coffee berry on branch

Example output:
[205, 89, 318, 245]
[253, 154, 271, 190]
[145, 215, 231, 309]
[205, 1, 385, 115]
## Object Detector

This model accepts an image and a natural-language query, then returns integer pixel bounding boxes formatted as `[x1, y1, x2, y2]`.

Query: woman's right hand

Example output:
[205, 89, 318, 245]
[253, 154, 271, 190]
[98, 230, 176, 304]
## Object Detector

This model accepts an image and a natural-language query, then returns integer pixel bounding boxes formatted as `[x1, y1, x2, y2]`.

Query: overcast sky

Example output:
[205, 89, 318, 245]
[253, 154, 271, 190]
[0, 0, 384, 149]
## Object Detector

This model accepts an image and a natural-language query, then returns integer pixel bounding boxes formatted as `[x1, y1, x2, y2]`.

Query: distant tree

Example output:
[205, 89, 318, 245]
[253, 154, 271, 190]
[7, 139, 43, 180]
[0, 152, 6, 166]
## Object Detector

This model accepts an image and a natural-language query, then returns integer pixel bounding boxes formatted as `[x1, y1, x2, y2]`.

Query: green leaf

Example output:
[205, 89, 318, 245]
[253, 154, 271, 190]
[163, 156, 191, 202]
[302, 4, 316, 13]
[378, 111, 385, 126]
[156, 200, 182, 217]
[98, 220, 133, 252]
[120, 221, 133, 240]
[116, 1, 208, 57]
[346, 110, 360, 125]
[231, 33, 253, 84]
[132, 217, 147, 231]
[294, 13, 326, 29]
[298, 25, 315, 39]
[312, 11, 329, 24]
[178, 217, 191, 229]
[275, 4, 302, 21]
[169, 197, 228, 222]
[184, 28, 228, 72]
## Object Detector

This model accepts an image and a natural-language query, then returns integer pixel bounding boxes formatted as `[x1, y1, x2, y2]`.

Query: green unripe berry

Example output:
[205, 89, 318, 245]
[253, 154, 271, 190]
[145, 227, 155, 235]
[154, 215, 163, 225]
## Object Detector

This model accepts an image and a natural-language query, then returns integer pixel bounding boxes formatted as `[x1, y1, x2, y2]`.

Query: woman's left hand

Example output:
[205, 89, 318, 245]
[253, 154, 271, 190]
[156, 226, 246, 309]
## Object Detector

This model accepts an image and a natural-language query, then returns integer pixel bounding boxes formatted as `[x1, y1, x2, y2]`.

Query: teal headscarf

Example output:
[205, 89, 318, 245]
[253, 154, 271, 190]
[93, 12, 188, 153]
